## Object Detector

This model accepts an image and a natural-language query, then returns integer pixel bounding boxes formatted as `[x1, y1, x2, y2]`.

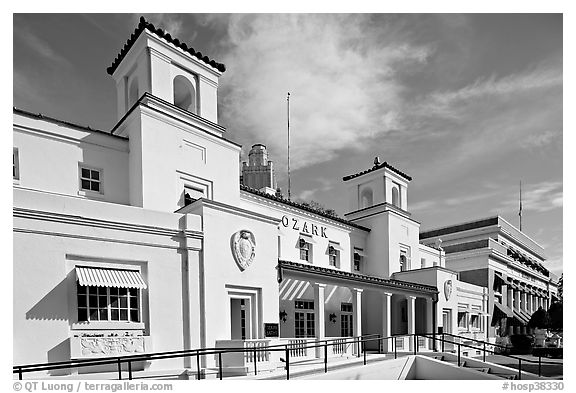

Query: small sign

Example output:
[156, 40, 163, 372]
[264, 323, 279, 338]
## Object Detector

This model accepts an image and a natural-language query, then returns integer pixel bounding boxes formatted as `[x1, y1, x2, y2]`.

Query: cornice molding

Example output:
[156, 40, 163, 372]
[278, 260, 438, 297]
[13, 207, 203, 240]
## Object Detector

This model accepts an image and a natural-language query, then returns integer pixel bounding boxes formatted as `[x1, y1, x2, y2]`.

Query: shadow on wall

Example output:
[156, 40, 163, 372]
[47, 338, 71, 376]
[25, 273, 70, 321]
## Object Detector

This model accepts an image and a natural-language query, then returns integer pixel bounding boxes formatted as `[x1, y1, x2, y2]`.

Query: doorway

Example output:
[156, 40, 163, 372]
[230, 298, 252, 340]
[442, 309, 452, 334]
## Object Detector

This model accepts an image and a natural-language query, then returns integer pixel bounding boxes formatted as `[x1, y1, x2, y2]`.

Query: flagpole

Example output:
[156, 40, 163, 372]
[287, 92, 291, 201]
[519, 180, 523, 231]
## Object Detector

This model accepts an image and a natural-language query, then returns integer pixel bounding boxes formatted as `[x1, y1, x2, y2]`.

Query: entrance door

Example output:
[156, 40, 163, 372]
[230, 298, 251, 340]
[442, 309, 452, 334]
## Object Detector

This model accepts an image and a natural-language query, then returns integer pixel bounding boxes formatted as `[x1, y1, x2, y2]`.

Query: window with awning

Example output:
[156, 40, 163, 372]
[76, 267, 146, 323]
[76, 266, 147, 289]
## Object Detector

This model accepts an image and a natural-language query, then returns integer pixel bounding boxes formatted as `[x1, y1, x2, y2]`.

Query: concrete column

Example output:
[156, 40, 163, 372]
[527, 293, 533, 314]
[532, 295, 538, 312]
[313, 283, 326, 341]
[513, 289, 520, 311]
[352, 288, 363, 337]
[407, 295, 416, 351]
[425, 298, 434, 349]
[521, 291, 528, 312]
[501, 283, 508, 307]
[352, 288, 363, 355]
[507, 287, 514, 309]
[381, 292, 393, 352]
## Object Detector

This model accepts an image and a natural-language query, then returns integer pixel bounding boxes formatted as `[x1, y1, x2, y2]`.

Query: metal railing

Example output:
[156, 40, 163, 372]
[13, 332, 558, 380]
[422, 332, 560, 380]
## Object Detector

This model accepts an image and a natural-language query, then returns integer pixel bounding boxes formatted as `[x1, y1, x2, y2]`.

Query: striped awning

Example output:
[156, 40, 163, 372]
[76, 266, 147, 289]
[494, 302, 513, 318]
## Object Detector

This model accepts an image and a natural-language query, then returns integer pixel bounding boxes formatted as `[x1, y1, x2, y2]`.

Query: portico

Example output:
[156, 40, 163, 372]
[278, 260, 437, 354]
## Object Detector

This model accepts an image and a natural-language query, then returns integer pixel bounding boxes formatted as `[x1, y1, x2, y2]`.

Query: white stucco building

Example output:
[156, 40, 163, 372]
[14, 17, 493, 377]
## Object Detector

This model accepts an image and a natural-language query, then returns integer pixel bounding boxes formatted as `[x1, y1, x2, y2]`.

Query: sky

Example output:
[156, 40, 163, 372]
[12, 13, 563, 277]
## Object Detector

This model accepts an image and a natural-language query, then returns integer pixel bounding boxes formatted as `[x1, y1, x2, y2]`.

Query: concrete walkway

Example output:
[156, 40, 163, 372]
[226, 352, 413, 380]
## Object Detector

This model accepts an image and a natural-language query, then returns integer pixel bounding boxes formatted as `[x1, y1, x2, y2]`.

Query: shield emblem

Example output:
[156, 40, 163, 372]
[231, 230, 256, 270]
[444, 280, 453, 301]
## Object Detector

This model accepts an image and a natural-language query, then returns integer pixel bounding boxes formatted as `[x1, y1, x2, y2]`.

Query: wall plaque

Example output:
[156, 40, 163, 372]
[231, 230, 256, 271]
[264, 323, 279, 338]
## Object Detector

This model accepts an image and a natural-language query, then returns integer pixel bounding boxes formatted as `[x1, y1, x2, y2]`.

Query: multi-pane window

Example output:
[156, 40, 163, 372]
[328, 245, 339, 267]
[295, 300, 315, 338]
[340, 303, 353, 337]
[80, 167, 102, 193]
[240, 299, 247, 340]
[77, 283, 139, 322]
[457, 312, 467, 329]
[13, 148, 19, 180]
[470, 314, 480, 329]
[353, 252, 361, 272]
[299, 239, 311, 262]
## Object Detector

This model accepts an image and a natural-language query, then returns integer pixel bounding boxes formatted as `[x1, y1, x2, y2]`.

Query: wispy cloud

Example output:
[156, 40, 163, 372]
[219, 14, 432, 171]
[418, 64, 562, 120]
[17, 27, 72, 68]
[520, 130, 560, 149]
[295, 178, 334, 202]
[492, 181, 562, 214]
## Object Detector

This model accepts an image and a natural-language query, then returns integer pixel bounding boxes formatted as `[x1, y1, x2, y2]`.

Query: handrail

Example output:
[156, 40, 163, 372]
[422, 333, 559, 365]
[13, 332, 557, 380]
[13, 333, 399, 379]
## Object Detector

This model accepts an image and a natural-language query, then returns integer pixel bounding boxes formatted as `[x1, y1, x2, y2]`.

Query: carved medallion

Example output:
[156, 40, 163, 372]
[444, 280, 453, 301]
[231, 230, 256, 270]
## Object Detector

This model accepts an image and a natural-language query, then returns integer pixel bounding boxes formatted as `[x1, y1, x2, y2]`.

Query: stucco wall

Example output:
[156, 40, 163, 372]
[13, 188, 199, 372]
[13, 116, 130, 206]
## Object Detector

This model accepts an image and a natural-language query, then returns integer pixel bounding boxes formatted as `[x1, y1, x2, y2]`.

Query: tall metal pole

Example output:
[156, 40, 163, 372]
[287, 92, 291, 201]
[519, 180, 523, 231]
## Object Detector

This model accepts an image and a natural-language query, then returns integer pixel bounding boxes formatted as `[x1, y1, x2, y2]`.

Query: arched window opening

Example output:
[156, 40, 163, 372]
[360, 187, 373, 209]
[392, 186, 400, 207]
[173, 75, 196, 113]
[128, 78, 139, 108]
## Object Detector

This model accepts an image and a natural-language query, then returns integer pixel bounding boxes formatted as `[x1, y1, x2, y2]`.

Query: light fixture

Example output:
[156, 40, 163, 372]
[279, 310, 288, 322]
[329, 313, 337, 323]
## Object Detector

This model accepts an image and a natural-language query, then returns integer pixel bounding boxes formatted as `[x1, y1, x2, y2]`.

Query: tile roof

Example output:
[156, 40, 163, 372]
[13, 107, 127, 140]
[107, 16, 226, 76]
[240, 185, 370, 232]
[278, 260, 438, 294]
[342, 161, 412, 182]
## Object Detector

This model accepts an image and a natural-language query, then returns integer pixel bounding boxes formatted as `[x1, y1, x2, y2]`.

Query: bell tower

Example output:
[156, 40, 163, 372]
[107, 17, 241, 212]
[107, 16, 225, 123]
[343, 158, 420, 278]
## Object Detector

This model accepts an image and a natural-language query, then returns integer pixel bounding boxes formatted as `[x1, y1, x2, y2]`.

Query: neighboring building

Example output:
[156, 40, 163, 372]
[241, 144, 277, 193]
[14, 17, 489, 377]
[420, 217, 559, 339]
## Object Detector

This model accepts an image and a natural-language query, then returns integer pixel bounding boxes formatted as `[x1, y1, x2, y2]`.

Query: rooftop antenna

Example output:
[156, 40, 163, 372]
[519, 180, 523, 231]
[287, 92, 291, 201]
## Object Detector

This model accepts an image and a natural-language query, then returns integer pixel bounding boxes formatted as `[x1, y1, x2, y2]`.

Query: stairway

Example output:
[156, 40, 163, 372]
[429, 355, 518, 379]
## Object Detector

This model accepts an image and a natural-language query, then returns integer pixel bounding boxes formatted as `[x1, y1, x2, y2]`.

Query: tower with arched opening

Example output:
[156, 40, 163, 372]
[342, 158, 418, 278]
